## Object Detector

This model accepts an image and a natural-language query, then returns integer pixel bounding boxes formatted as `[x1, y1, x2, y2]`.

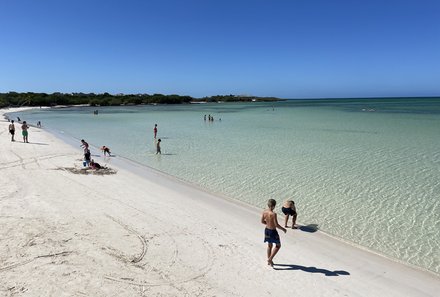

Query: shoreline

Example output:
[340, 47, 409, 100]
[46, 119, 440, 278]
[5, 107, 440, 277]
[1, 107, 439, 296]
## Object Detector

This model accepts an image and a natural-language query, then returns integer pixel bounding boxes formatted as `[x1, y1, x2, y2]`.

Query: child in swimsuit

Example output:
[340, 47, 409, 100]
[156, 139, 161, 154]
[261, 199, 286, 267]
[101, 146, 111, 156]
[81, 139, 89, 153]
[21, 121, 29, 143]
[9, 120, 15, 142]
[281, 200, 297, 229]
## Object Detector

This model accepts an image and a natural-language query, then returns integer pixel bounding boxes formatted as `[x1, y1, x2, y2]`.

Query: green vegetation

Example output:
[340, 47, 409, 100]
[201, 94, 281, 102]
[0, 92, 282, 108]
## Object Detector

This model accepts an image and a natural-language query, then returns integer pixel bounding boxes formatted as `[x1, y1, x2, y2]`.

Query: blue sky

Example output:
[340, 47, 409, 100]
[0, 0, 439, 98]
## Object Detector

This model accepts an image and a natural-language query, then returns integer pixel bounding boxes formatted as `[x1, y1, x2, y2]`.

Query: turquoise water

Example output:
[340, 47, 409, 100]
[10, 98, 440, 274]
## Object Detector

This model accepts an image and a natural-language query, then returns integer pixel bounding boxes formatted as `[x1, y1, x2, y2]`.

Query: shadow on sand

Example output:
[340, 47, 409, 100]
[273, 264, 350, 276]
[298, 224, 319, 233]
[24, 142, 49, 146]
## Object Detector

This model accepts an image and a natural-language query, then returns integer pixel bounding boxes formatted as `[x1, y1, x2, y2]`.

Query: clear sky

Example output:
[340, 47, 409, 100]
[1, 0, 439, 98]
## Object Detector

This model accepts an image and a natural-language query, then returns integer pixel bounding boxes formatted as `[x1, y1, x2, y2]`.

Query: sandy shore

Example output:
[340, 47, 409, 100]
[1, 108, 439, 296]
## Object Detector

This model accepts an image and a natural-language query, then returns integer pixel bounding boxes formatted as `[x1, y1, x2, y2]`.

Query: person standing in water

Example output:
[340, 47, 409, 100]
[154, 124, 158, 139]
[261, 199, 286, 266]
[156, 139, 161, 154]
[9, 120, 15, 142]
[21, 121, 29, 143]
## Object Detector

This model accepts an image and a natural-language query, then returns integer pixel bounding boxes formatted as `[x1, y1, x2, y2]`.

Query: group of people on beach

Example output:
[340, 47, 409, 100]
[8, 119, 30, 143]
[262, 199, 297, 266]
[81, 139, 104, 170]
[79, 122, 161, 169]
[8, 113, 292, 268]
[80, 118, 300, 270]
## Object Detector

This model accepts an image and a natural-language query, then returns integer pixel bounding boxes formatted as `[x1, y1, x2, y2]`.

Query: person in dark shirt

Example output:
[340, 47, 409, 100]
[84, 149, 91, 167]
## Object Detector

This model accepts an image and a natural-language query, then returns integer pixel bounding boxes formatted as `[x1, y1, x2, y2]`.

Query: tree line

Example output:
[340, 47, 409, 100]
[0, 92, 281, 108]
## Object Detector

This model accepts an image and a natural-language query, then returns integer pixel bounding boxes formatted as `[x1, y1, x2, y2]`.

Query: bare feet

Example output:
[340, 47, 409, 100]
[267, 259, 274, 267]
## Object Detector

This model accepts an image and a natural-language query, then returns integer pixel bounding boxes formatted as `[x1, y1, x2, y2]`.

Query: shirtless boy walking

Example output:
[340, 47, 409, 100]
[261, 199, 286, 266]
[9, 120, 15, 141]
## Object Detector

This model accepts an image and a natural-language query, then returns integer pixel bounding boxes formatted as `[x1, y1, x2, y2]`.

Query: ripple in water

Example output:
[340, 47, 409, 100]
[11, 99, 440, 275]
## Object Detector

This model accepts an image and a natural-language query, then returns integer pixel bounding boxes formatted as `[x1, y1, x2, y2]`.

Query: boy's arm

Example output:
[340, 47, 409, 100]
[261, 212, 267, 225]
[274, 213, 286, 233]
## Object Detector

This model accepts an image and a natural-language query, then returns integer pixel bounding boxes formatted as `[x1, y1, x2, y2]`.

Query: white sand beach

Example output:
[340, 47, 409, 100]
[1, 108, 439, 297]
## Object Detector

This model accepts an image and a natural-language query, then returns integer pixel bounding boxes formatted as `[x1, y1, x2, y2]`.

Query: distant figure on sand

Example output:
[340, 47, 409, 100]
[154, 124, 158, 139]
[37, 121, 41, 128]
[80, 139, 89, 153]
[21, 121, 29, 143]
[156, 139, 161, 154]
[101, 146, 111, 156]
[9, 120, 15, 141]
[281, 200, 298, 229]
[261, 199, 286, 266]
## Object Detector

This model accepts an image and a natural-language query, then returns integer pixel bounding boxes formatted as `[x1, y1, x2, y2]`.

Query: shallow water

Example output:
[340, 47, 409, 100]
[10, 98, 440, 274]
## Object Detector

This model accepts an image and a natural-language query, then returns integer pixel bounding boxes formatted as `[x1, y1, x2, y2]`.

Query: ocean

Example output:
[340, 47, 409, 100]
[9, 98, 440, 275]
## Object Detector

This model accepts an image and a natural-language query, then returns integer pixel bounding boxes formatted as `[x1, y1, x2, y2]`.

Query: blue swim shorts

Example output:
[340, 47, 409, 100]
[264, 228, 280, 245]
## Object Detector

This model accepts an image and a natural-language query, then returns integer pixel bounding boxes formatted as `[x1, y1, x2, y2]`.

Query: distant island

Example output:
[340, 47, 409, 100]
[0, 92, 282, 108]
